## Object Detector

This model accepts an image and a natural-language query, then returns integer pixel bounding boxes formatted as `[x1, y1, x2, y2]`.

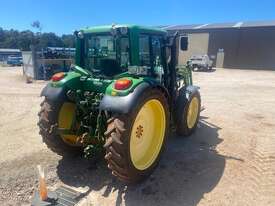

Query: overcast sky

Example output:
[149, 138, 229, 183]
[1, 0, 275, 35]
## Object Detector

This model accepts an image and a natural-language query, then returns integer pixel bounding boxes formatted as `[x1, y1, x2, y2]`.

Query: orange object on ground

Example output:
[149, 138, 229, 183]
[37, 165, 48, 201]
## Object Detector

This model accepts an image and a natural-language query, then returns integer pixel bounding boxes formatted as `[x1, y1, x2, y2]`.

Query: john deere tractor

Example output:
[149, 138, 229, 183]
[38, 25, 201, 183]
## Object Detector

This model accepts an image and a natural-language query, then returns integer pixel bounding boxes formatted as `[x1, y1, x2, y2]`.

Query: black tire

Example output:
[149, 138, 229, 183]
[38, 99, 82, 155]
[104, 89, 169, 183]
[208, 65, 213, 71]
[176, 91, 201, 136]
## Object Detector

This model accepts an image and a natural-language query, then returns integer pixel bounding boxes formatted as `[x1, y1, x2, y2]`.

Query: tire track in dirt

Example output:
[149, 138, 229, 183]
[245, 126, 275, 204]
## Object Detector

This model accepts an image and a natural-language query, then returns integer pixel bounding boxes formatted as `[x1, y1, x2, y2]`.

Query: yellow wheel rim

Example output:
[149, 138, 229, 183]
[130, 99, 166, 170]
[187, 97, 199, 129]
[58, 102, 80, 146]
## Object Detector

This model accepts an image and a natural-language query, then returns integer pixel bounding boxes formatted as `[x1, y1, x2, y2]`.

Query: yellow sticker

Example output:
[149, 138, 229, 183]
[111, 91, 117, 96]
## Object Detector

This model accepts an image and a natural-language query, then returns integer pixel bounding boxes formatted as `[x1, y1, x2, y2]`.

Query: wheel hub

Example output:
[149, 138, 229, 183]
[130, 99, 166, 170]
[136, 125, 144, 138]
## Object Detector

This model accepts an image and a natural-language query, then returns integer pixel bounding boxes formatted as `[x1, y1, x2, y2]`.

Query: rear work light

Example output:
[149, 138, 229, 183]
[114, 78, 133, 90]
[51, 72, 65, 82]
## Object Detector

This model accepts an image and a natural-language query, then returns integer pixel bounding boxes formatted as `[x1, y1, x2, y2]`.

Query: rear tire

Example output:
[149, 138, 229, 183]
[38, 99, 82, 155]
[104, 89, 169, 183]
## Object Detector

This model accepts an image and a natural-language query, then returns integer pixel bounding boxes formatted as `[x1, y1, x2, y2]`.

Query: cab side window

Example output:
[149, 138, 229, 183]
[151, 36, 162, 66]
[120, 37, 129, 68]
[139, 35, 150, 66]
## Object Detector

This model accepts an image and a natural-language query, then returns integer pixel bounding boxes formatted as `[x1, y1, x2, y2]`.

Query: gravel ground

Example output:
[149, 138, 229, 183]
[0, 66, 275, 206]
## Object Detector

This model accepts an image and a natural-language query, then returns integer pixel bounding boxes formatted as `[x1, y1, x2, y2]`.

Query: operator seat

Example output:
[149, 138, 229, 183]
[100, 59, 121, 77]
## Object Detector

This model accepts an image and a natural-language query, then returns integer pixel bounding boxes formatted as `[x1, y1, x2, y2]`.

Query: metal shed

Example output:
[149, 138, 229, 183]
[0, 49, 21, 62]
[22, 47, 75, 80]
[165, 20, 275, 70]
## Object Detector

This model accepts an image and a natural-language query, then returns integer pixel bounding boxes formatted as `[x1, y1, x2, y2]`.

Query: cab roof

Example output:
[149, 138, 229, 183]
[81, 24, 167, 35]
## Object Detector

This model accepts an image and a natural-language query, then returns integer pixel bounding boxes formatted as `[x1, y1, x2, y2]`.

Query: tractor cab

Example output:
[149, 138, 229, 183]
[75, 25, 168, 79]
[73, 25, 192, 100]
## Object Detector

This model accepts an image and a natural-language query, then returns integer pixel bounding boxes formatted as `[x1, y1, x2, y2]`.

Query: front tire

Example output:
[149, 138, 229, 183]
[176, 91, 201, 136]
[104, 89, 169, 183]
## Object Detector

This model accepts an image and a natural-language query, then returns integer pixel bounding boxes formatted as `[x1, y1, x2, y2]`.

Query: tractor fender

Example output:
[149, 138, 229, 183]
[40, 83, 67, 102]
[179, 85, 200, 101]
[99, 82, 168, 114]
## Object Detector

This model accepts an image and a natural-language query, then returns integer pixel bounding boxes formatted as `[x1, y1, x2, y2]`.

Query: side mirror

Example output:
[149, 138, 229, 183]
[180, 36, 188, 51]
[73, 30, 84, 39]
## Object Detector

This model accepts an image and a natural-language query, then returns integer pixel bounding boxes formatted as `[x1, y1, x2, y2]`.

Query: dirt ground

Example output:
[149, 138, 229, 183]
[0, 66, 275, 206]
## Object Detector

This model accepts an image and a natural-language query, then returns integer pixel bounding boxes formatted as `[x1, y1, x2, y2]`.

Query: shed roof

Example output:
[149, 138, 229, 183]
[162, 20, 275, 31]
[0, 49, 21, 53]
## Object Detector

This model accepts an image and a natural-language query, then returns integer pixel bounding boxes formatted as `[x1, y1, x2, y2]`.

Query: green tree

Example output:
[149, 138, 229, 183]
[39, 32, 64, 48]
[3, 29, 19, 49]
[0, 27, 75, 50]
[31, 20, 42, 33]
[61, 34, 75, 48]
[18, 30, 35, 51]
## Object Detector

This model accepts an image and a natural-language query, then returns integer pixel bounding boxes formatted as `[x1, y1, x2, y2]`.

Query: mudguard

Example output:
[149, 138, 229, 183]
[40, 83, 66, 102]
[99, 82, 168, 114]
[178, 85, 200, 101]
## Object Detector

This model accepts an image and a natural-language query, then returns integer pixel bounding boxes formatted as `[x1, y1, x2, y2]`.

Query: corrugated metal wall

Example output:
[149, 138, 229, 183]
[235, 27, 275, 69]
[208, 27, 275, 70]
[177, 27, 275, 70]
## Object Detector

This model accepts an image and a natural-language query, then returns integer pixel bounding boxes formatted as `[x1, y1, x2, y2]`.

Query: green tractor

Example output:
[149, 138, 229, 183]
[38, 25, 201, 183]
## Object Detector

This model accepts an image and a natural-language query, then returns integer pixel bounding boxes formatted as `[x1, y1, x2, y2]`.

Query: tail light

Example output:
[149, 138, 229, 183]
[114, 78, 132, 90]
[51, 72, 65, 82]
